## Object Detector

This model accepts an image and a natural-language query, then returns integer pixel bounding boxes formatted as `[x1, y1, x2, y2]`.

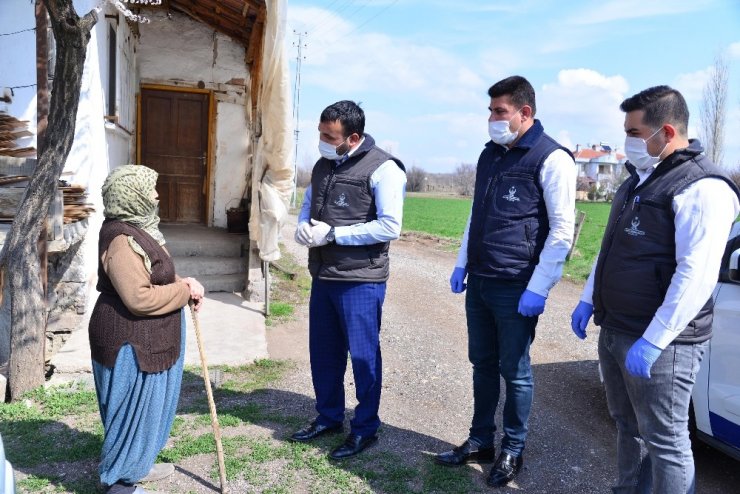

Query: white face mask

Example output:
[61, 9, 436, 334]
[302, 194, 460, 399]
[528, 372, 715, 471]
[488, 109, 522, 145]
[318, 138, 350, 160]
[624, 127, 666, 170]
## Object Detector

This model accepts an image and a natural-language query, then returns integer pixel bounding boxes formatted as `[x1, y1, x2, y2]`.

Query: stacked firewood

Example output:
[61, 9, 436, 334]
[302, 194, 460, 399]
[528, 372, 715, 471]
[0, 178, 95, 224]
[59, 182, 95, 224]
[0, 113, 36, 158]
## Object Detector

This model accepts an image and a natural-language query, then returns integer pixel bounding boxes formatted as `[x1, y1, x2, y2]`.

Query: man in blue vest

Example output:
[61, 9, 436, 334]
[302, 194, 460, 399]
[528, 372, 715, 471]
[291, 100, 407, 460]
[436, 76, 576, 488]
[571, 85, 740, 493]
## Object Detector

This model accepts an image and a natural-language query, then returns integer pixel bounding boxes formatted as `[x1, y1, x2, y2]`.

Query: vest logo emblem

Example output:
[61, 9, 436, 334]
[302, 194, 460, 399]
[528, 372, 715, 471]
[334, 193, 349, 207]
[624, 216, 645, 236]
[503, 186, 520, 202]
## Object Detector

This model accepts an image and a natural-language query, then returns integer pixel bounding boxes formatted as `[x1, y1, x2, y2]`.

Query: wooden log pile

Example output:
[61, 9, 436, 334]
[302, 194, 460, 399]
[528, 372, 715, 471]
[59, 183, 95, 224]
[0, 113, 36, 158]
[0, 178, 95, 224]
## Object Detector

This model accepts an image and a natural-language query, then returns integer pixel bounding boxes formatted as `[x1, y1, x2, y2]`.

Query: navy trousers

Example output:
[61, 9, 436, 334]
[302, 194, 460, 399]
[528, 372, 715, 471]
[309, 278, 386, 437]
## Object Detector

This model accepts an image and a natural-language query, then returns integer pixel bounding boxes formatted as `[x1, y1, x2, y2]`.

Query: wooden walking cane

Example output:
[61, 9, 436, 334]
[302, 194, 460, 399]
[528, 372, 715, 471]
[188, 300, 228, 493]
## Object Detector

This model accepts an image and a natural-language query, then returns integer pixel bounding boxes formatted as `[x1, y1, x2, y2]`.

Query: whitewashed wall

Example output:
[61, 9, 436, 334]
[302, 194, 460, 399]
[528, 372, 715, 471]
[0, 1, 137, 354]
[138, 11, 251, 228]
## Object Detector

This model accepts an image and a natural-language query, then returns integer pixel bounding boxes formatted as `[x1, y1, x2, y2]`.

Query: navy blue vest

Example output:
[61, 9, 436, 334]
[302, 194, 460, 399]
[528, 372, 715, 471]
[467, 120, 570, 281]
[593, 140, 740, 343]
[308, 134, 405, 282]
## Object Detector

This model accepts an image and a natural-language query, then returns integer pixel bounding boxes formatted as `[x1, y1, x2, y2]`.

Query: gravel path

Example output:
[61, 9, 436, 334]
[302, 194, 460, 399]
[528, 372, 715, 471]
[268, 214, 739, 493]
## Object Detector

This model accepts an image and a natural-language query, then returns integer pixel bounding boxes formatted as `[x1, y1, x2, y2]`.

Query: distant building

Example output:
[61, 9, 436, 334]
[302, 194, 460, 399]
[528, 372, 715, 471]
[572, 143, 627, 200]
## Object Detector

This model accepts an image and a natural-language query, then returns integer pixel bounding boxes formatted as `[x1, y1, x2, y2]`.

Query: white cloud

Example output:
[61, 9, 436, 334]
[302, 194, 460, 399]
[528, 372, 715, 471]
[567, 0, 714, 25]
[539, 69, 630, 151]
[727, 42, 740, 60]
[288, 6, 484, 105]
[555, 130, 575, 151]
[673, 68, 711, 102]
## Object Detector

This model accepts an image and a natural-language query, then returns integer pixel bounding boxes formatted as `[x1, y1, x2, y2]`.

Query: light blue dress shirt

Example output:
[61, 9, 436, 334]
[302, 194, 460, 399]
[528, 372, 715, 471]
[298, 146, 406, 246]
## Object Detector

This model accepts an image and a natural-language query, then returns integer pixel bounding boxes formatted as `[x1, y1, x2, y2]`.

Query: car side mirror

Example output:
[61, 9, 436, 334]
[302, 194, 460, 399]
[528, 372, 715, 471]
[730, 249, 740, 283]
[719, 230, 740, 284]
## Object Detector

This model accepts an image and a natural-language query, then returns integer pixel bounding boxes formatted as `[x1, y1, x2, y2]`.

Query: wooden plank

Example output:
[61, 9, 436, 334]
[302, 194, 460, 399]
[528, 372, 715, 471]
[567, 209, 587, 261]
[0, 176, 30, 186]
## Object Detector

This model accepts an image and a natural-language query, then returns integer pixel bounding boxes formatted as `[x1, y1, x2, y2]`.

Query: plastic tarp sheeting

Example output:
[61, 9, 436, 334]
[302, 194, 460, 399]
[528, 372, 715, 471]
[249, 0, 294, 261]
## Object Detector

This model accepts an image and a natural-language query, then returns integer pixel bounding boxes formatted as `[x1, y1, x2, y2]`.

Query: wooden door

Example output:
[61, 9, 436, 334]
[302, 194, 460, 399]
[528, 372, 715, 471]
[141, 88, 208, 223]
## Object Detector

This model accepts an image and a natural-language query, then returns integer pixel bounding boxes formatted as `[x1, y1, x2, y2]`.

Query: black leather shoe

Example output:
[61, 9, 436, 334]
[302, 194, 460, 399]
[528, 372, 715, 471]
[435, 439, 495, 466]
[329, 433, 378, 460]
[290, 421, 343, 442]
[487, 452, 523, 488]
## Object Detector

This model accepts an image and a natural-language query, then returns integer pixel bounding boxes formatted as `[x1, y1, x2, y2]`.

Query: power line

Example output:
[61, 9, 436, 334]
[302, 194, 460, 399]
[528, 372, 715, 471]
[326, 0, 400, 44]
[1, 84, 37, 97]
[304, 0, 357, 36]
[291, 30, 308, 208]
[0, 27, 36, 36]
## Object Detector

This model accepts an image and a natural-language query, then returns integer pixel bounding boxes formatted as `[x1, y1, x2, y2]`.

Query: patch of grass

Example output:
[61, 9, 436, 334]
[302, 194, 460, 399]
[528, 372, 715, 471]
[267, 246, 311, 325]
[403, 195, 471, 239]
[564, 201, 611, 280]
[353, 452, 419, 493]
[157, 432, 218, 462]
[17, 475, 54, 491]
[269, 301, 294, 318]
[421, 461, 481, 493]
[218, 360, 290, 394]
[17, 476, 100, 494]
[0, 385, 102, 468]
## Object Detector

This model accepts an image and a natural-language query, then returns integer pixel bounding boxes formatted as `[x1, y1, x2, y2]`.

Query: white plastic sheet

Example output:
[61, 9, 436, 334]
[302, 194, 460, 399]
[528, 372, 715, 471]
[249, 0, 294, 262]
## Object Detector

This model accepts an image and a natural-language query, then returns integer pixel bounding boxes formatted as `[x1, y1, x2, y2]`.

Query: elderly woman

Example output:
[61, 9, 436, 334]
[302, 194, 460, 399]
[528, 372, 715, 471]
[89, 165, 204, 494]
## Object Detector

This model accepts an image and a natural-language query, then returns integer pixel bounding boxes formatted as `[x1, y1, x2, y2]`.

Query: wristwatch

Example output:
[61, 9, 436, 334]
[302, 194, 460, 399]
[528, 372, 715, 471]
[326, 227, 336, 243]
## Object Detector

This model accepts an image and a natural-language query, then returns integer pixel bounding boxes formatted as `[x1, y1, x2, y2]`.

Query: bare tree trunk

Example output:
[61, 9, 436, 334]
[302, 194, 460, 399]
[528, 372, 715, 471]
[700, 55, 728, 166]
[0, 0, 97, 401]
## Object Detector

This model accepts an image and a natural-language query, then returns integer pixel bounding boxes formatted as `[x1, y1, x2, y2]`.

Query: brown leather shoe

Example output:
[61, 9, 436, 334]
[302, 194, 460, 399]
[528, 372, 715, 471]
[329, 433, 378, 460]
[487, 452, 523, 487]
[290, 421, 343, 442]
[435, 439, 496, 466]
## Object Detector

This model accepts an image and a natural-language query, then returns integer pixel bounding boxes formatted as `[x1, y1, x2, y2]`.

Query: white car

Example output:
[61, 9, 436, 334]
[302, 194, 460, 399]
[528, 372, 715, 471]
[0, 432, 15, 494]
[691, 221, 740, 461]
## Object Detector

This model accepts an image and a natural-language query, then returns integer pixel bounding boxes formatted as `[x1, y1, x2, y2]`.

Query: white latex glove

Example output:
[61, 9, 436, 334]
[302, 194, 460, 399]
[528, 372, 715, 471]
[294, 221, 312, 246]
[309, 218, 332, 247]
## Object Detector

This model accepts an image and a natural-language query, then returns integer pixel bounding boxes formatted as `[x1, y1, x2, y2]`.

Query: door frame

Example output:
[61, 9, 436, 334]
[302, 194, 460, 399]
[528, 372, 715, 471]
[136, 84, 215, 225]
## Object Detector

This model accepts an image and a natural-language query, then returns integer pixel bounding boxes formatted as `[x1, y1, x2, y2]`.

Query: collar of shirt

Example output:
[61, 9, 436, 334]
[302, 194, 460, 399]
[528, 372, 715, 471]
[636, 161, 661, 186]
[334, 137, 366, 167]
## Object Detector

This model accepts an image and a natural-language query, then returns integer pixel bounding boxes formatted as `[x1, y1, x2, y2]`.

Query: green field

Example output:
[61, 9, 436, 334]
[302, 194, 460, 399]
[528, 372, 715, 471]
[402, 194, 471, 239]
[401, 195, 611, 281]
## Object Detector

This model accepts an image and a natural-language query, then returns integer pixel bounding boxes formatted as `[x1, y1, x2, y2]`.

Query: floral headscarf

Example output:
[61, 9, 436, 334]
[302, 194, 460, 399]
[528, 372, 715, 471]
[102, 165, 165, 272]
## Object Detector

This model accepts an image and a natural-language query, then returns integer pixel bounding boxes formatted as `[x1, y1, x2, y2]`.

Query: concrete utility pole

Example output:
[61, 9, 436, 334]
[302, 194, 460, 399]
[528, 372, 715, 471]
[290, 30, 306, 208]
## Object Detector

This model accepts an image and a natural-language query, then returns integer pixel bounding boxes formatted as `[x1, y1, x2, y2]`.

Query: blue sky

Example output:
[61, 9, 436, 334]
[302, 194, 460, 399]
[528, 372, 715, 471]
[286, 0, 740, 173]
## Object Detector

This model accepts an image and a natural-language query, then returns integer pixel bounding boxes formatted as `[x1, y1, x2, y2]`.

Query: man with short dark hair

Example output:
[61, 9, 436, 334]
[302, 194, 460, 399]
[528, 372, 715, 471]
[571, 85, 740, 493]
[291, 100, 407, 460]
[436, 76, 576, 488]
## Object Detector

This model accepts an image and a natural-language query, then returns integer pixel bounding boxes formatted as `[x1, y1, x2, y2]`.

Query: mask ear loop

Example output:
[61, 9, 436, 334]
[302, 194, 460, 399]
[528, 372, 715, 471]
[646, 127, 668, 160]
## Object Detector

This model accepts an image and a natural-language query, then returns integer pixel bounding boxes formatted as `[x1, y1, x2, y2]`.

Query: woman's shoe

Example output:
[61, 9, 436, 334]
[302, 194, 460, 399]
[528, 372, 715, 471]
[139, 463, 175, 482]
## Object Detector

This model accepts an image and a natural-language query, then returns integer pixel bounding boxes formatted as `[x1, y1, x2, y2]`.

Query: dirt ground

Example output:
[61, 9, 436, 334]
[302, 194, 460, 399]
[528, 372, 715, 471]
[265, 216, 740, 494]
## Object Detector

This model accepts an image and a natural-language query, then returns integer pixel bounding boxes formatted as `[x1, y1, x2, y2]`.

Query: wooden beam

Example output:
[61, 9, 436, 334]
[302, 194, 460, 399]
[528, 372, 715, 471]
[249, 8, 265, 117]
[245, 8, 264, 64]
